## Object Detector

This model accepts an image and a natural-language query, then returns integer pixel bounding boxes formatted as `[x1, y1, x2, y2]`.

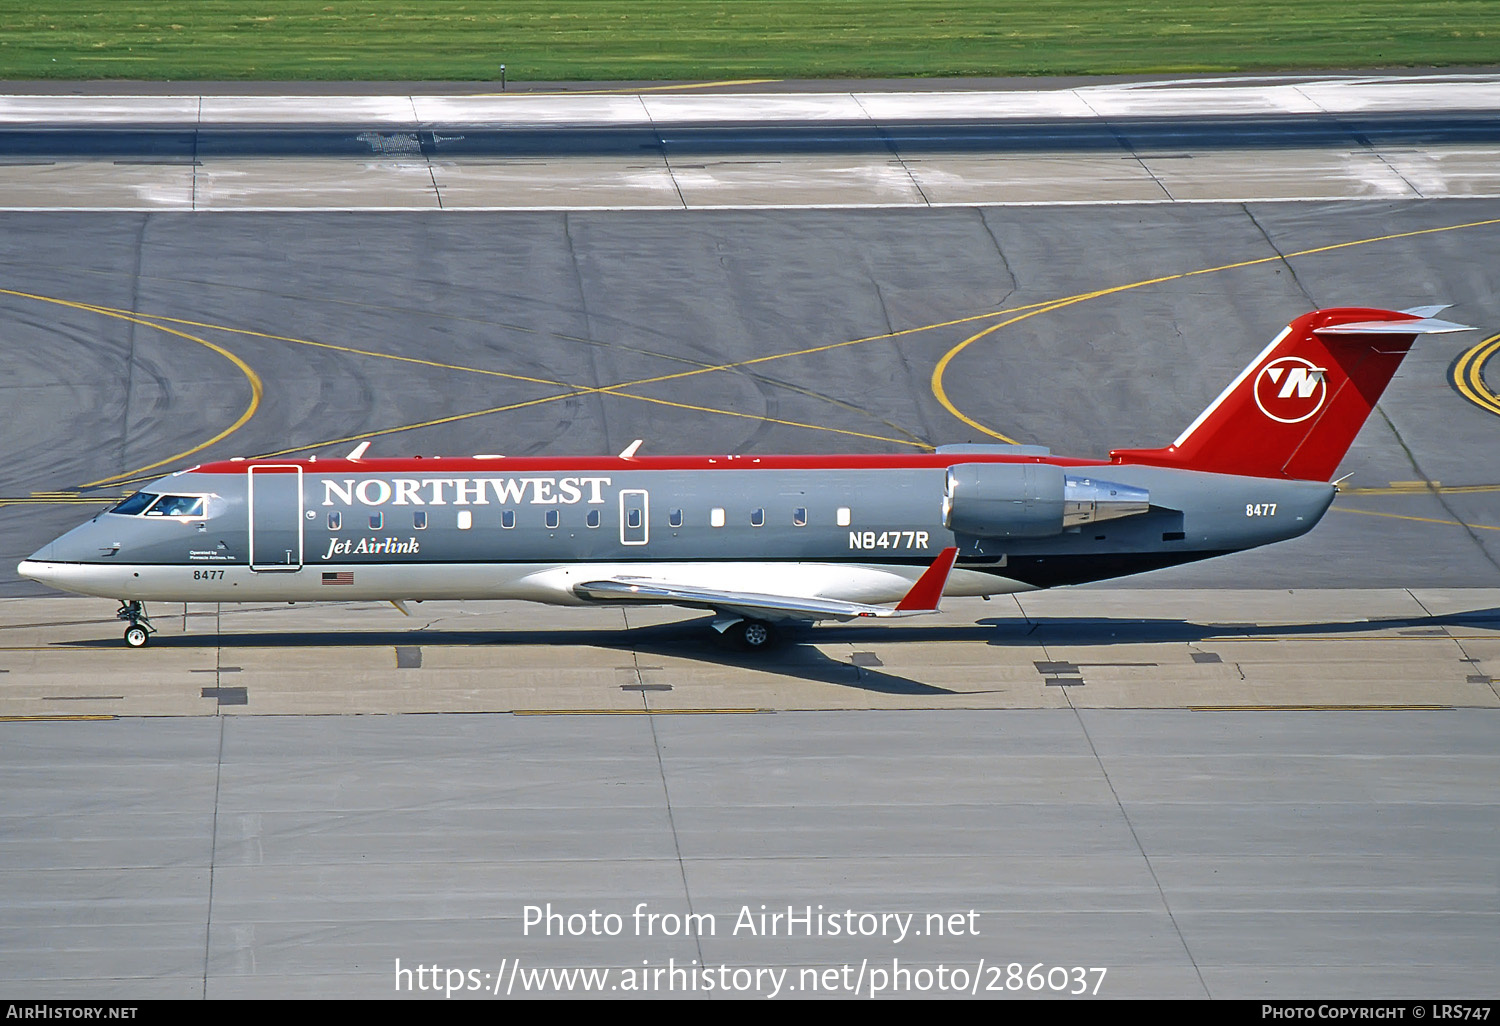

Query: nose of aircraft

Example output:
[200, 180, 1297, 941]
[18, 556, 53, 586]
[20, 521, 103, 582]
[19, 535, 59, 584]
[19, 521, 112, 592]
[24, 514, 119, 566]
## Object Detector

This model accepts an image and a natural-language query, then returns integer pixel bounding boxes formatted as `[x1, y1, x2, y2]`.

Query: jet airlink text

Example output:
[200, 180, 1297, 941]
[323, 537, 422, 559]
[322, 476, 613, 507]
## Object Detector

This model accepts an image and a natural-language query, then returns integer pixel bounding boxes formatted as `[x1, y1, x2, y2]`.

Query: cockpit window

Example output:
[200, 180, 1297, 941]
[109, 492, 159, 516]
[146, 495, 206, 518]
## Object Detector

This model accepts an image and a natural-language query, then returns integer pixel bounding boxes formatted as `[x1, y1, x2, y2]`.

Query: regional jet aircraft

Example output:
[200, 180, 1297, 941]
[19, 307, 1470, 649]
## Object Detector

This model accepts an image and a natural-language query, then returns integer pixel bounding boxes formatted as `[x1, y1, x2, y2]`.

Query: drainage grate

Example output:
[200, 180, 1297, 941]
[202, 687, 247, 705]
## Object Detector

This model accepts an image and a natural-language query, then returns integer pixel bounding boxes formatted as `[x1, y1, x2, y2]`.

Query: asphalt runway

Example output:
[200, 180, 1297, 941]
[2, 84, 1499, 1000]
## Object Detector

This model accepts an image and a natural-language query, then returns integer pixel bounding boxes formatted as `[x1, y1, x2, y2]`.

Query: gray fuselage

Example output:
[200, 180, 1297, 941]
[22, 452, 1336, 608]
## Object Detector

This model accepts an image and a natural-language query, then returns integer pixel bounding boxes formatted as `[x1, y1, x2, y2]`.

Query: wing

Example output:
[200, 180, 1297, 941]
[573, 547, 960, 624]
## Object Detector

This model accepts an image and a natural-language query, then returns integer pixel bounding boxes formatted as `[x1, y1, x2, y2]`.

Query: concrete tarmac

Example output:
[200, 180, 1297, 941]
[2, 76, 1500, 208]
[1, 588, 1496, 719]
[3, 707, 1497, 998]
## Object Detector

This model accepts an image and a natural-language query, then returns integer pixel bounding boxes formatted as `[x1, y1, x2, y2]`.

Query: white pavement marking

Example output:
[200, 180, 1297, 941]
[0, 76, 1498, 211]
[2, 74, 1496, 125]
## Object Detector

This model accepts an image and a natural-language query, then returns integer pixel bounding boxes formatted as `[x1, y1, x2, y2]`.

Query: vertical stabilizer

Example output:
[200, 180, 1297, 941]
[1109, 308, 1471, 481]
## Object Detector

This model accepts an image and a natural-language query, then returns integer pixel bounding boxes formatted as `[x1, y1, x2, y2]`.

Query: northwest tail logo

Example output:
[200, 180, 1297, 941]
[1254, 356, 1328, 423]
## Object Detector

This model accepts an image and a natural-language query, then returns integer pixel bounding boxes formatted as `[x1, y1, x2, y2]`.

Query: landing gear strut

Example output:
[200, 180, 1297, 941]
[116, 601, 155, 648]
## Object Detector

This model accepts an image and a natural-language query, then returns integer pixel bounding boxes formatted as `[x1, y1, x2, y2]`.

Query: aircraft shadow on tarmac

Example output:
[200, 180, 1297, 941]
[54, 607, 1500, 697]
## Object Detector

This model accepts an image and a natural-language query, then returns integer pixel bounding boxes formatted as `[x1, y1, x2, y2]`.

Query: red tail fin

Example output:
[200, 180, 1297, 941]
[1110, 308, 1471, 481]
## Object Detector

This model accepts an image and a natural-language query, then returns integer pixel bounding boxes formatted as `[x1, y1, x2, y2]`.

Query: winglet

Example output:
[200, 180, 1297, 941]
[895, 547, 960, 613]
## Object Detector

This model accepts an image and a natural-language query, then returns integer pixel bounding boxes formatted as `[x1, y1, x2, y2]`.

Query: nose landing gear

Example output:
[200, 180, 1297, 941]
[116, 601, 156, 648]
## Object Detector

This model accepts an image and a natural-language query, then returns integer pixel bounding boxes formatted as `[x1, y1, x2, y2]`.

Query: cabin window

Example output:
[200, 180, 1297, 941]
[587, 509, 601, 529]
[413, 511, 428, 530]
[110, 492, 159, 516]
[668, 509, 684, 528]
[327, 512, 341, 531]
[369, 512, 383, 530]
[836, 507, 851, 526]
[627, 508, 642, 530]
[501, 509, 516, 529]
[545, 509, 560, 530]
[750, 508, 765, 527]
[457, 510, 472, 530]
[793, 507, 807, 527]
[710, 507, 726, 528]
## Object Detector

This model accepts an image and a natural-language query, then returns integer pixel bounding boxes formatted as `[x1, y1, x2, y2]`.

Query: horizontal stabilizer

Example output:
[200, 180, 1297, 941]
[1316, 316, 1471, 335]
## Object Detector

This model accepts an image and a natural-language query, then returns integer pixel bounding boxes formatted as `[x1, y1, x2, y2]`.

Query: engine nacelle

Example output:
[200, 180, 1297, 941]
[943, 463, 1149, 539]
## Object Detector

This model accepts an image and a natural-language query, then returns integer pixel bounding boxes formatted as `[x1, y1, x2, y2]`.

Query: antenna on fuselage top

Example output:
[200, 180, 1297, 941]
[618, 439, 644, 459]
[346, 442, 371, 461]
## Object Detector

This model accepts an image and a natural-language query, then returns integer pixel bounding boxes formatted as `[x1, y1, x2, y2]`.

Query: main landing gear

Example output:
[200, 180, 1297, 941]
[722, 618, 778, 651]
[116, 601, 156, 648]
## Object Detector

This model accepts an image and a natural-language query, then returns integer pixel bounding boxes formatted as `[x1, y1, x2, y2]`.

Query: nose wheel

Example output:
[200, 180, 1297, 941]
[116, 601, 156, 648]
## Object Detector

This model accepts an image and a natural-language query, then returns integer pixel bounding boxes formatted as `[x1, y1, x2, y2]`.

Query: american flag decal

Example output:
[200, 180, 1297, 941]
[321, 572, 354, 586]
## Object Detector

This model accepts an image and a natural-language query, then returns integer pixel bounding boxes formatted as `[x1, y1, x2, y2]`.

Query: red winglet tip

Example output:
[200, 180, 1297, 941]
[896, 546, 960, 612]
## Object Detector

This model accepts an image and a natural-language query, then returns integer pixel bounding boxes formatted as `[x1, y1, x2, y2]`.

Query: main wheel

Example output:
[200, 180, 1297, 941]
[732, 619, 776, 651]
[123, 625, 149, 648]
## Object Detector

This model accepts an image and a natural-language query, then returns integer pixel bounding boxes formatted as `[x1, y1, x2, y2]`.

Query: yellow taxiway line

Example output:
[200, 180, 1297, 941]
[930, 216, 1500, 440]
[1331, 507, 1500, 532]
[1450, 331, 1500, 418]
[0, 287, 265, 490]
[7, 215, 1498, 501]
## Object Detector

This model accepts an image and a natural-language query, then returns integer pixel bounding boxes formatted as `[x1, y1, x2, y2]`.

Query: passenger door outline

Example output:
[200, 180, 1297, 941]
[248, 465, 305, 571]
[619, 488, 649, 546]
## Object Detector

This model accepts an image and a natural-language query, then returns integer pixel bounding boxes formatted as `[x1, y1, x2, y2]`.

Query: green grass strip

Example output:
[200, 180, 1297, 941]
[1, 1, 1497, 83]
